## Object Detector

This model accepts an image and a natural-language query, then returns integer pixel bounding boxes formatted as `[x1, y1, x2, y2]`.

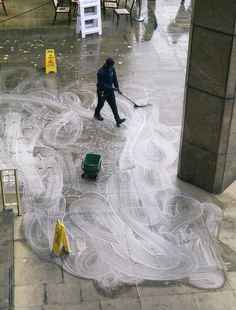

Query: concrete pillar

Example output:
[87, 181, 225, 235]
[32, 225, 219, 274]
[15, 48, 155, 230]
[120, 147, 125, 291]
[178, 0, 236, 193]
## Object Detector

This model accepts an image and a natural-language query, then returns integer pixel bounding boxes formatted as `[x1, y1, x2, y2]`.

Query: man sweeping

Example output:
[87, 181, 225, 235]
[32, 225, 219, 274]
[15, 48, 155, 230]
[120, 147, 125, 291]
[94, 58, 126, 127]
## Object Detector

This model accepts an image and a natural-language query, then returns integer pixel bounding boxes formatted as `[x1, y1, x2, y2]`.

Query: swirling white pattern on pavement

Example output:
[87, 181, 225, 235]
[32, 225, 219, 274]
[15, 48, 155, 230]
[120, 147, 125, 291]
[0, 68, 227, 294]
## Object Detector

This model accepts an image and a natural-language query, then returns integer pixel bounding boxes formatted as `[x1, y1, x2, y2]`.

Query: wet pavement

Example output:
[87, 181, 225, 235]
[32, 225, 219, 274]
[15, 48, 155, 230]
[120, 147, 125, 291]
[1, 0, 236, 309]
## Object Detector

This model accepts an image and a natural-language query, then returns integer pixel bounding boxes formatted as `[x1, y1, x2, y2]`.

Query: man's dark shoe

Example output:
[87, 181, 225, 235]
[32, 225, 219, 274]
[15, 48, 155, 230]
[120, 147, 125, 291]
[116, 118, 126, 127]
[94, 113, 104, 121]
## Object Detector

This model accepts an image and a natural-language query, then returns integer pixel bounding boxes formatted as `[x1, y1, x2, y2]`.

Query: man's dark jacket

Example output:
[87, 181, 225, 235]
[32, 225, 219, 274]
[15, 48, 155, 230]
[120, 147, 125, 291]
[97, 65, 119, 93]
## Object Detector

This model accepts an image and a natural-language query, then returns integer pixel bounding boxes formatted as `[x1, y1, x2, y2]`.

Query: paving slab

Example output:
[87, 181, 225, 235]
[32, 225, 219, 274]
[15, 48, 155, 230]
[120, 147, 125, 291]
[14, 284, 45, 307]
[137, 282, 202, 297]
[63, 271, 83, 283]
[14, 216, 24, 241]
[43, 302, 101, 310]
[195, 290, 236, 310]
[14, 256, 63, 286]
[46, 282, 81, 305]
[0, 285, 9, 307]
[80, 279, 108, 301]
[137, 279, 232, 297]
[219, 219, 236, 252]
[140, 294, 199, 310]
[227, 271, 236, 289]
[101, 297, 141, 310]
[15, 307, 43, 310]
[14, 239, 38, 258]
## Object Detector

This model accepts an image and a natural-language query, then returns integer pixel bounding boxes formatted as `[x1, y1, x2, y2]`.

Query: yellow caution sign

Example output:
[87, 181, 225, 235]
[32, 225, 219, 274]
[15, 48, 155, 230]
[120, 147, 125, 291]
[45, 49, 57, 74]
[52, 219, 70, 256]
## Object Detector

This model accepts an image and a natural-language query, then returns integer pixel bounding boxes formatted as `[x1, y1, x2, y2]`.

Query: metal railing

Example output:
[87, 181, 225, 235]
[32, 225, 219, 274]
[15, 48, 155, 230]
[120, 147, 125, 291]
[0, 168, 21, 216]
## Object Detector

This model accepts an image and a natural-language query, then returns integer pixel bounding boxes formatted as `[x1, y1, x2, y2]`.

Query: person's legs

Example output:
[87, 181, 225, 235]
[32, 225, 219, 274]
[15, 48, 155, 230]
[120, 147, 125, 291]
[106, 92, 126, 126]
[106, 92, 120, 121]
[94, 91, 105, 120]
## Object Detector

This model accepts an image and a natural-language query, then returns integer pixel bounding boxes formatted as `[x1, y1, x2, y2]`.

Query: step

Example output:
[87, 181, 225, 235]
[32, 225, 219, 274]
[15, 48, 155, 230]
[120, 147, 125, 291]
[0, 210, 14, 310]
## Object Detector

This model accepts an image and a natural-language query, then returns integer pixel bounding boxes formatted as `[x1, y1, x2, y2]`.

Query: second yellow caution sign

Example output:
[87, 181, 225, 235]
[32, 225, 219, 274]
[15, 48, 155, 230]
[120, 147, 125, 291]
[52, 219, 70, 256]
[45, 49, 57, 74]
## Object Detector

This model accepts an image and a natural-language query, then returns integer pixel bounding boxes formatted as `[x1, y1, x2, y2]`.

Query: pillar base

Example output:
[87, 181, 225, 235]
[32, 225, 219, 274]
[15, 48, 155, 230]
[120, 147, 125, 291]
[134, 16, 144, 22]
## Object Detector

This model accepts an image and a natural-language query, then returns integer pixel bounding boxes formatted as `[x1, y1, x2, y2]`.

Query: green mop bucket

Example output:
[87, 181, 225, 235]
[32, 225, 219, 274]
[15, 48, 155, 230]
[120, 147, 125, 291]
[81, 153, 102, 178]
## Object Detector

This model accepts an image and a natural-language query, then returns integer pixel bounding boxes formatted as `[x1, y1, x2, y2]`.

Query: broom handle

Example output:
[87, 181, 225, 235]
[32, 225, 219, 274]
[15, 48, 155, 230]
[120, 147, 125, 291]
[120, 93, 137, 106]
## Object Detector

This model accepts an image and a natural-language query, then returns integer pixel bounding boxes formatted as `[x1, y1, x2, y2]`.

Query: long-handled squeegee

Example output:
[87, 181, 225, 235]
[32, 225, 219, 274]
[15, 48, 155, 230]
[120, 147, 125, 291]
[120, 93, 153, 108]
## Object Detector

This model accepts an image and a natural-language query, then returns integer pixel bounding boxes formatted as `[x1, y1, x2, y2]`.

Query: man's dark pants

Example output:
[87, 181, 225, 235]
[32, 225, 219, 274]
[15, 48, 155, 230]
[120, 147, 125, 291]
[95, 90, 120, 122]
